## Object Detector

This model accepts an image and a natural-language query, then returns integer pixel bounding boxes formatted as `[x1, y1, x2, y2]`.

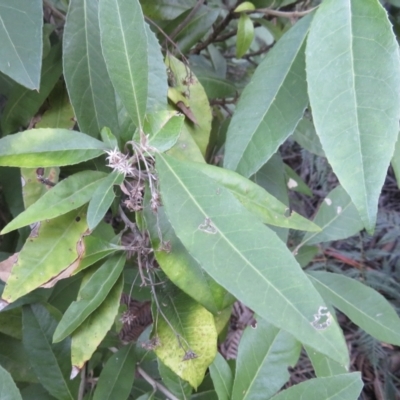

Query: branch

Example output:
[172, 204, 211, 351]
[137, 366, 180, 400]
[252, 5, 318, 18]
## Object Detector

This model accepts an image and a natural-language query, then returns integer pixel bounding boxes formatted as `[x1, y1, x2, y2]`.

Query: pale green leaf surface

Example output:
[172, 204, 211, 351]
[87, 171, 124, 230]
[71, 275, 123, 370]
[232, 318, 300, 400]
[53, 253, 125, 343]
[157, 154, 349, 366]
[306, 0, 400, 232]
[1, 44, 62, 135]
[93, 343, 136, 400]
[209, 352, 233, 400]
[284, 164, 312, 196]
[22, 304, 76, 400]
[152, 280, 218, 389]
[305, 346, 348, 378]
[99, 0, 148, 128]
[301, 186, 363, 246]
[143, 193, 232, 314]
[0, 364, 22, 400]
[308, 271, 400, 345]
[2, 208, 88, 304]
[269, 373, 362, 400]
[166, 55, 211, 157]
[224, 14, 312, 177]
[158, 361, 193, 399]
[35, 82, 75, 130]
[100, 127, 119, 149]
[0, 129, 108, 167]
[292, 118, 325, 157]
[63, 0, 120, 137]
[189, 161, 320, 231]
[391, 132, 400, 188]
[0, 0, 42, 89]
[2, 171, 107, 234]
[236, 14, 254, 59]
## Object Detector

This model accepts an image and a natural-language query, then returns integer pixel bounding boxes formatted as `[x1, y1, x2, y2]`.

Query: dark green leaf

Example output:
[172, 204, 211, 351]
[292, 118, 325, 157]
[209, 352, 233, 400]
[0, 129, 108, 168]
[140, 0, 195, 20]
[0, 363, 23, 400]
[0, 0, 42, 89]
[158, 360, 193, 399]
[305, 346, 347, 378]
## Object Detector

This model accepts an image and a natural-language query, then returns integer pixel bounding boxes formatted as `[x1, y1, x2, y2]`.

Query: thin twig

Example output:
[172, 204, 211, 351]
[43, 0, 66, 20]
[224, 44, 273, 59]
[252, 5, 318, 18]
[77, 364, 86, 400]
[137, 366, 180, 400]
[169, 0, 205, 40]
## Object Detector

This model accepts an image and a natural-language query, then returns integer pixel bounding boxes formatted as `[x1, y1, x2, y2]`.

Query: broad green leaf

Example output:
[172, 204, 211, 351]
[294, 245, 318, 268]
[87, 171, 124, 230]
[308, 271, 400, 345]
[63, 0, 120, 138]
[0, 364, 23, 400]
[270, 373, 363, 400]
[35, 82, 75, 130]
[224, 14, 312, 177]
[19, 384, 57, 400]
[143, 193, 233, 314]
[23, 304, 77, 400]
[157, 154, 349, 366]
[165, 55, 212, 157]
[0, 129, 108, 168]
[152, 279, 218, 389]
[0, 167, 24, 219]
[53, 253, 125, 343]
[48, 275, 83, 314]
[1, 44, 63, 135]
[2, 208, 88, 304]
[144, 111, 184, 153]
[0, 0, 42, 89]
[306, 0, 400, 232]
[305, 346, 348, 378]
[146, 24, 168, 114]
[158, 360, 193, 399]
[209, 352, 233, 400]
[165, 6, 219, 54]
[0, 307, 22, 339]
[2, 171, 107, 234]
[196, 74, 236, 100]
[292, 118, 325, 157]
[99, 0, 148, 129]
[21, 166, 60, 209]
[391, 132, 400, 188]
[101, 127, 119, 150]
[189, 161, 320, 231]
[232, 318, 300, 400]
[234, 2, 256, 12]
[283, 164, 312, 196]
[93, 343, 136, 400]
[301, 186, 363, 247]
[0, 333, 37, 383]
[71, 275, 123, 374]
[236, 14, 254, 59]
[140, 0, 195, 20]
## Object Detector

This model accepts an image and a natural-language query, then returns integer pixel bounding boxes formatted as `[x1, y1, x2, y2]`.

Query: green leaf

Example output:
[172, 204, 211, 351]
[152, 279, 218, 389]
[101, 127, 119, 149]
[306, 0, 400, 232]
[0, 129, 108, 168]
[22, 304, 77, 400]
[0, 0, 42, 89]
[71, 275, 123, 374]
[209, 352, 233, 400]
[196, 74, 236, 100]
[283, 164, 312, 196]
[53, 253, 125, 343]
[269, 373, 363, 400]
[2, 208, 88, 304]
[158, 360, 193, 399]
[63, 0, 120, 138]
[2, 171, 107, 234]
[308, 271, 400, 345]
[236, 14, 254, 59]
[35, 82, 75, 130]
[0, 308, 22, 339]
[292, 118, 325, 157]
[234, 2, 256, 12]
[189, 161, 320, 231]
[93, 343, 136, 400]
[143, 193, 233, 314]
[1, 44, 63, 135]
[87, 171, 124, 230]
[391, 132, 400, 188]
[99, 0, 148, 129]
[305, 346, 347, 378]
[232, 318, 300, 400]
[157, 154, 349, 366]
[165, 6, 219, 54]
[140, 0, 195, 20]
[0, 363, 23, 400]
[165, 54, 212, 157]
[301, 186, 363, 246]
[224, 14, 312, 177]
